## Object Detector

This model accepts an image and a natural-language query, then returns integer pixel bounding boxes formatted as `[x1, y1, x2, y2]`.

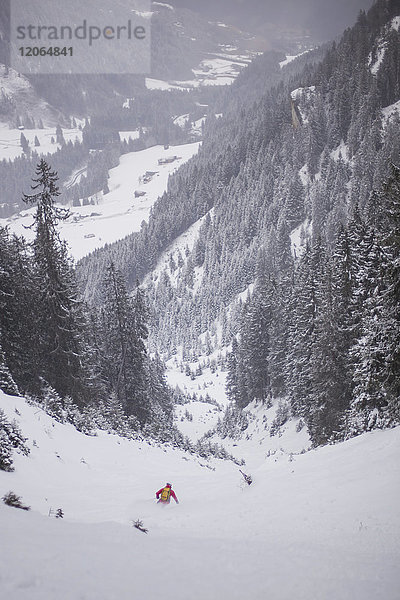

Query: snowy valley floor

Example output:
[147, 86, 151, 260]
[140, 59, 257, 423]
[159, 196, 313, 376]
[0, 390, 399, 600]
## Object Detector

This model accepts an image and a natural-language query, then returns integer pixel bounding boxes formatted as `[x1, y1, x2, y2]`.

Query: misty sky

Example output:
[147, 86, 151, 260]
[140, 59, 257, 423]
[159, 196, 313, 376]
[169, 0, 375, 40]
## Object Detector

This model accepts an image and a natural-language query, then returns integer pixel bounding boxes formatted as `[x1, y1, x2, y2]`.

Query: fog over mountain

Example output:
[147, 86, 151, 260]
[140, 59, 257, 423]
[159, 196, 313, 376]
[170, 0, 376, 40]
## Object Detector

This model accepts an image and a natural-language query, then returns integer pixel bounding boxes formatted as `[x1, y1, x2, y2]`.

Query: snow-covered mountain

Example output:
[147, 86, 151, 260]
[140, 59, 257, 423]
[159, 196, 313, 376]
[1, 2, 400, 597]
[0, 65, 62, 127]
[1, 389, 399, 599]
[0, 1, 265, 120]
[75, 0, 400, 443]
[0, 0, 273, 222]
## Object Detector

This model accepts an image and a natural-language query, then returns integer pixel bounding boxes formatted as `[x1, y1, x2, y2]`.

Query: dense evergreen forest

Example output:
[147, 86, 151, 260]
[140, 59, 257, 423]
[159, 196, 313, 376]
[1, 0, 399, 450]
[0, 160, 176, 437]
[77, 0, 400, 445]
[0, 161, 241, 461]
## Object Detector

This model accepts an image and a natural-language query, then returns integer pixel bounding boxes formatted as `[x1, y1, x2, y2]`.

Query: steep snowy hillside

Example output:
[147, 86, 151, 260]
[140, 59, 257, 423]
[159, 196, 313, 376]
[1, 2, 399, 597]
[0, 65, 62, 127]
[1, 390, 399, 599]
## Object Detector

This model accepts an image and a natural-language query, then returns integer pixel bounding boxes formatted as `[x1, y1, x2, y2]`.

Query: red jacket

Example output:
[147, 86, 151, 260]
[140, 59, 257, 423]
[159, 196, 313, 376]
[156, 486, 179, 503]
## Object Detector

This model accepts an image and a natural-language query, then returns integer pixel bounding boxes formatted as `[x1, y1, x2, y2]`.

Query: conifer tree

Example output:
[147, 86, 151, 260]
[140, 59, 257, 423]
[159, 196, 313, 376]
[242, 265, 273, 404]
[56, 124, 65, 145]
[101, 264, 149, 422]
[349, 165, 400, 432]
[286, 244, 316, 418]
[226, 337, 239, 405]
[20, 132, 29, 153]
[0, 228, 38, 391]
[23, 159, 92, 403]
[0, 342, 19, 396]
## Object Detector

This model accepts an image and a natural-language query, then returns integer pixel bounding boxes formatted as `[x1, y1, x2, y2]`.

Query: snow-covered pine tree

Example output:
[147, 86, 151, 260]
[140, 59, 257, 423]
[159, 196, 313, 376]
[0, 408, 29, 472]
[20, 132, 29, 153]
[226, 337, 240, 405]
[286, 243, 317, 419]
[240, 261, 273, 405]
[23, 159, 93, 403]
[146, 354, 175, 434]
[0, 227, 39, 392]
[55, 124, 65, 145]
[348, 165, 400, 433]
[306, 249, 349, 444]
[0, 342, 19, 396]
[268, 274, 292, 398]
[100, 263, 149, 422]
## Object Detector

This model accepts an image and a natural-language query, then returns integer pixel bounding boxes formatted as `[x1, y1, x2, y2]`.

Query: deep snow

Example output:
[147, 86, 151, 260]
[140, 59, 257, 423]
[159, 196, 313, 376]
[1, 390, 399, 600]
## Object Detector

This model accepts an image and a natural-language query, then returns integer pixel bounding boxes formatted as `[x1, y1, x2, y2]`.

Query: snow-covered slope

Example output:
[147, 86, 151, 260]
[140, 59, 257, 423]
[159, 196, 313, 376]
[0, 123, 82, 162]
[368, 16, 400, 75]
[0, 65, 61, 127]
[0, 142, 200, 261]
[382, 99, 400, 125]
[1, 390, 400, 599]
[146, 50, 259, 90]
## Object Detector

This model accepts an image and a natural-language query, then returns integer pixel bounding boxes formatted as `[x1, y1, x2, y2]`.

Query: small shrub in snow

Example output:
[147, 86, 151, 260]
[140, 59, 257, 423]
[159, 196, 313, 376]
[239, 469, 253, 485]
[184, 409, 193, 421]
[2, 491, 30, 511]
[48, 507, 64, 518]
[132, 519, 148, 533]
[0, 430, 14, 471]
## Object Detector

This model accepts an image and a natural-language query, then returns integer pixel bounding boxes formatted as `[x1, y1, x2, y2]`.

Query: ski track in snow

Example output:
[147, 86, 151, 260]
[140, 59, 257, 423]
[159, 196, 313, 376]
[0, 390, 399, 599]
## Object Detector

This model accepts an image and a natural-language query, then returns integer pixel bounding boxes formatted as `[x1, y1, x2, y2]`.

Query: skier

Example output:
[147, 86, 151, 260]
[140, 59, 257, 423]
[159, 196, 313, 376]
[156, 483, 179, 505]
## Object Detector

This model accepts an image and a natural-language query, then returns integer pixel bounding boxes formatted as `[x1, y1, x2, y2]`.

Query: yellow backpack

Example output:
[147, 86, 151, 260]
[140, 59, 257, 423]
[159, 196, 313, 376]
[160, 487, 171, 502]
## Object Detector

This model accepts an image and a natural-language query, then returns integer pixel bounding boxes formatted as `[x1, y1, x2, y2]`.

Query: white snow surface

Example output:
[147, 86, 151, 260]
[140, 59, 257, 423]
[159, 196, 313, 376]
[298, 163, 310, 186]
[279, 49, 312, 68]
[173, 114, 206, 137]
[290, 86, 316, 102]
[0, 124, 82, 162]
[370, 44, 387, 75]
[145, 51, 258, 91]
[118, 129, 141, 142]
[153, 2, 174, 10]
[368, 16, 400, 75]
[166, 354, 227, 411]
[1, 389, 399, 599]
[0, 142, 200, 261]
[290, 219, 312, 260]
[331, 140, 350, 163]
[145, 78, 190, 91]
[290, 86, 316, 124]
[382, 99, 400, 124]
[146, 209, 212, 289]
[392, 15, 400, 31]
